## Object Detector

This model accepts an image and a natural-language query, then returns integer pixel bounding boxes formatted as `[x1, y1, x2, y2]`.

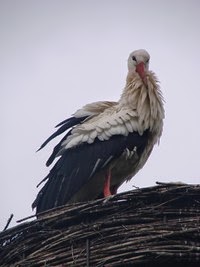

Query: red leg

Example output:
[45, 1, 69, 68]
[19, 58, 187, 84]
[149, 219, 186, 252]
[103, 169, 112, 197]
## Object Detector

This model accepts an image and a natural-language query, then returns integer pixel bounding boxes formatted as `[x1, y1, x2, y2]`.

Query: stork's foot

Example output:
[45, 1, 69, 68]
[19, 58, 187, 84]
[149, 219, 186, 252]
[103, 194, 115, 204]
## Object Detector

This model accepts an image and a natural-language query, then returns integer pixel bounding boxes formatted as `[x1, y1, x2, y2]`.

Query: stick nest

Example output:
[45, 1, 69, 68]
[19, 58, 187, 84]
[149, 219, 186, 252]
[0, 182, 200, 266]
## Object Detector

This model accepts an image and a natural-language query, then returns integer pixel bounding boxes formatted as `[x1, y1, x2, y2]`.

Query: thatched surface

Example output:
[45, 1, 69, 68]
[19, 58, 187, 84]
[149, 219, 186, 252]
[0, 182, 200, 266]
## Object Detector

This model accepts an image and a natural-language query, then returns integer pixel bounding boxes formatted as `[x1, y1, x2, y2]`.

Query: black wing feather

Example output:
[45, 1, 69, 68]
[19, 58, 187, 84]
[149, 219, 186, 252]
[37, 116, 87, 152]
[33, 131, 149, 213]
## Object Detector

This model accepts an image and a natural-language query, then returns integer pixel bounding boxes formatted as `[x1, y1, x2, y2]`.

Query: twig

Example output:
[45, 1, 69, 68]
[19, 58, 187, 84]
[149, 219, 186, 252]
[17, 213, 36, 223]
[3, 213, 14, 231]
[86, 238, 90, 267]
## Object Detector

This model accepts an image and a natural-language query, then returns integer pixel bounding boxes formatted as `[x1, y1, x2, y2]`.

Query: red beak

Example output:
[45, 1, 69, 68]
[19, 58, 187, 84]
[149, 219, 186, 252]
[136, 62, 146, 84]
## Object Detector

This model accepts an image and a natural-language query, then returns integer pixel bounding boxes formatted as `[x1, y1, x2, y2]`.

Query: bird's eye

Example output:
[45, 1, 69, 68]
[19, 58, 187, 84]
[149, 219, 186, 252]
[132, 56, 136, 61]
[146, 59, 149, 63]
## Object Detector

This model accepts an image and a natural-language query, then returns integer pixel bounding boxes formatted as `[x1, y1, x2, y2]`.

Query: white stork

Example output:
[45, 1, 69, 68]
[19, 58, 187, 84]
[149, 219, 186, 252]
[32, 49, 164, 213]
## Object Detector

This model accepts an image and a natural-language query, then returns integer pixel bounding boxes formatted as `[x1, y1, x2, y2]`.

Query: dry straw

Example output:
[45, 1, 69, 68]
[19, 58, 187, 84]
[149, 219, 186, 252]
[0, 182, 200, 266]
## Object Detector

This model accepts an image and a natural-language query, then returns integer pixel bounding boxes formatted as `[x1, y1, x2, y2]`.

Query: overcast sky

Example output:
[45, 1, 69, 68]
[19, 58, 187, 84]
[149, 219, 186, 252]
[1, 0, 200, 230]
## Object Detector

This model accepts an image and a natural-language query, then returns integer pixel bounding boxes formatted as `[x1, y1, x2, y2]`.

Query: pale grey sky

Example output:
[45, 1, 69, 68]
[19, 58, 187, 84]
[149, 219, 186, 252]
[1, 0, 200, 229]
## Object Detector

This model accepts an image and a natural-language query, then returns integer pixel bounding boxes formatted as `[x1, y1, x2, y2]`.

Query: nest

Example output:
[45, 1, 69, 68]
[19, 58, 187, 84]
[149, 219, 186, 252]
[0, 182, 200, 266]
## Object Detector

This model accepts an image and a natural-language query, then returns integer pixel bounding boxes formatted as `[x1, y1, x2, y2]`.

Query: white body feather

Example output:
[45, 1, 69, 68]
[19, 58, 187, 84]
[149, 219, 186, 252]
[60, 71, 164, 152]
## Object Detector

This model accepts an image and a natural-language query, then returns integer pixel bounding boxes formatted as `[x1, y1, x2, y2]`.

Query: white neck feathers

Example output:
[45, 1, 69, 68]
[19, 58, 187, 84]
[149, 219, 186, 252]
[119, 71, 165, 137]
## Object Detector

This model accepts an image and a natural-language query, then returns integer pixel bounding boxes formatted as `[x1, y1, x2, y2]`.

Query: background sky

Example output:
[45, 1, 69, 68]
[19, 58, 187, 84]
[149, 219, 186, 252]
[1, 0, 200, 230]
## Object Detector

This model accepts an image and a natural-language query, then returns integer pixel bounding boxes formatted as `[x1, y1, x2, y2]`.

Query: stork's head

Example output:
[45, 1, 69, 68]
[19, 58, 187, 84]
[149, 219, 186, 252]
[127, 49, 150, 83]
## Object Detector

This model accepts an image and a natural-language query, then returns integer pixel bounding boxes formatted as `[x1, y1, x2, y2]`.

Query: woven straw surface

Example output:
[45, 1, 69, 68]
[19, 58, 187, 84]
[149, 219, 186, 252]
[0, 182, 200, 266]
